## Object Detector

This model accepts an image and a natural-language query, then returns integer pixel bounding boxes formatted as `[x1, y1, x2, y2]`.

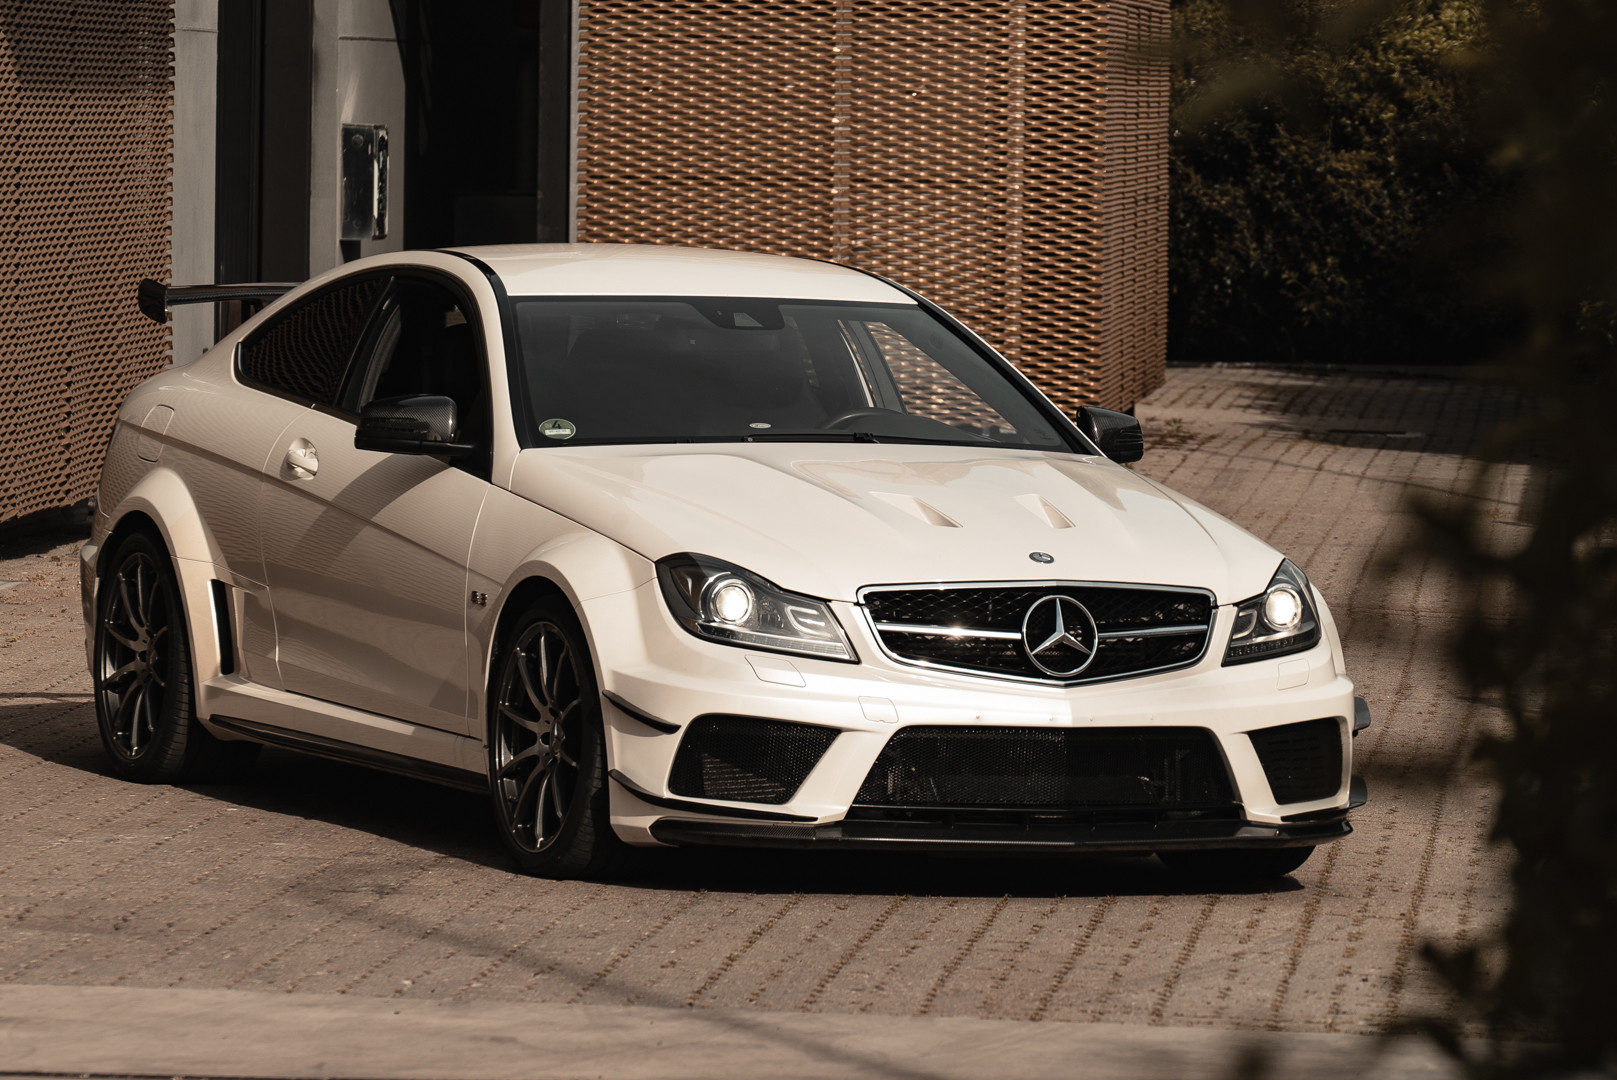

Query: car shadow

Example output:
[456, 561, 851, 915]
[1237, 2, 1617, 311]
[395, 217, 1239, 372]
[0, 699, 1307, 899]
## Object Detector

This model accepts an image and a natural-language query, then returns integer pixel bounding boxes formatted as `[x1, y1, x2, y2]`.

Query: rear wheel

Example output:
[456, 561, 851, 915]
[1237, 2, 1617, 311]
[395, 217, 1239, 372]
[488, 598, 619, 878]
[1158, 846, 1314, 882]
[94, 531, 257, 782]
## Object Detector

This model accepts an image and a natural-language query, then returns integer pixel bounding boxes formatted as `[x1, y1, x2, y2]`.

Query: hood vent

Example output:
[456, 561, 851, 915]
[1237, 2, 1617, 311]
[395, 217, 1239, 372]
[1015, 493, 1075, 529]
[871, 492, 961, 528]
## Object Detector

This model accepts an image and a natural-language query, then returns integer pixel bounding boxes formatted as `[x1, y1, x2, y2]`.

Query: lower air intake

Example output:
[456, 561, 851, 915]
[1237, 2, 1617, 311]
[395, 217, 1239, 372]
[668, 715, 839, 805]
[1249, 718, 1343, 804]
[853, 726, 1235, 810]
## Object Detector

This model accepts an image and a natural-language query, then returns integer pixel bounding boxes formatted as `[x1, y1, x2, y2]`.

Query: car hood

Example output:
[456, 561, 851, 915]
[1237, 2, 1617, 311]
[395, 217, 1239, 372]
[507, 444, 1285, 605]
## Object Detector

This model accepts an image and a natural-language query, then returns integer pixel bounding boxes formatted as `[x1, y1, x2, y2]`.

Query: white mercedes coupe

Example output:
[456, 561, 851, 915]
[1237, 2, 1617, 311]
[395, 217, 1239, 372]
[83, 244, 1368, 880]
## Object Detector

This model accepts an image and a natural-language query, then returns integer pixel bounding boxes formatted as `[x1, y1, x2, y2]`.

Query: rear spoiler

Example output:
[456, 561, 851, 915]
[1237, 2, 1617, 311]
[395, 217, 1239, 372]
[137, 278, 299, 325]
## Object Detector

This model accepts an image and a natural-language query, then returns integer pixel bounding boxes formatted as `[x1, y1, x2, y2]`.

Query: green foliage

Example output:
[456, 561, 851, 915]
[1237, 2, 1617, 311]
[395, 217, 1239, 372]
[1170, 0, 1496, 364]
[1411, 0, 1617, 1073]
[1179, 2, 1617, 1073]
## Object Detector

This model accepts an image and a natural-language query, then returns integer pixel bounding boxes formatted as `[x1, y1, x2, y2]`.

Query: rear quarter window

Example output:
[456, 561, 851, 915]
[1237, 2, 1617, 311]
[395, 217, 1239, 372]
[238, 277, 386, 405]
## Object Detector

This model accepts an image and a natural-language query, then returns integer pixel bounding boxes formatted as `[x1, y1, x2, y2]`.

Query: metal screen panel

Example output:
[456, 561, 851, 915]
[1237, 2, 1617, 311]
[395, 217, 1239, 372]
[0, 2, 174, 527]
[573, 0, 1168, 414]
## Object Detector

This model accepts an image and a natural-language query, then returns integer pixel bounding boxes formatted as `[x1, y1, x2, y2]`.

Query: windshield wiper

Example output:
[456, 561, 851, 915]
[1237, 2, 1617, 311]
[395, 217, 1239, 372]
[741, 431, 882, 443]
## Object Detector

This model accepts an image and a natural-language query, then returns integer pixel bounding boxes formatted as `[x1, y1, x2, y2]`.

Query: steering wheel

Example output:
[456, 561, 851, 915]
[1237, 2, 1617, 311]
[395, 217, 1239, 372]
[821, 406, 902, 429]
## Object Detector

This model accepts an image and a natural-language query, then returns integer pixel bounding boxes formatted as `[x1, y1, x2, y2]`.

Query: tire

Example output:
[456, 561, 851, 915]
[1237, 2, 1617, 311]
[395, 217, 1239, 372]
[1158, 845, 1314, 883]
[93, 531, 258, 782]
[488, 597, 620, 878]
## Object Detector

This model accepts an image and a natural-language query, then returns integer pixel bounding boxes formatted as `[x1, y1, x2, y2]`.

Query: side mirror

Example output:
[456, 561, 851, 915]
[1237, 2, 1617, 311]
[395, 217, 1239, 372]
[1075, 406, 1144, 463]
[355, 395, 474, 456]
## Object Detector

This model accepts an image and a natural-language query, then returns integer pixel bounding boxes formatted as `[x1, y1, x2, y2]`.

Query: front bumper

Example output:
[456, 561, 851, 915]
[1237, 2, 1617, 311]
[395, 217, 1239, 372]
[585, 580, 1368, 850]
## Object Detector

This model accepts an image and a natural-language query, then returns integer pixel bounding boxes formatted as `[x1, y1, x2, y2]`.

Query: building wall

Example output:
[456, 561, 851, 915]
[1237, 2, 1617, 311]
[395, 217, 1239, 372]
[571, 0, 1170, 414]
[0, 1, 174, 527]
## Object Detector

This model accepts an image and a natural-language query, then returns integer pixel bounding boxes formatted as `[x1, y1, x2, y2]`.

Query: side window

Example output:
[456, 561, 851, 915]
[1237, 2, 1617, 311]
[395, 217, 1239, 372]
[238, 277, 386, 405]
[353, 276, 491, 453]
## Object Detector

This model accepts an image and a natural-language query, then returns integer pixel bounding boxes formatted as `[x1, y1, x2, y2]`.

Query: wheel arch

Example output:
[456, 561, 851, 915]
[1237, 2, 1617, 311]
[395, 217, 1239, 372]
[97, 469, 232, 695]
[475, 532, 654, 741]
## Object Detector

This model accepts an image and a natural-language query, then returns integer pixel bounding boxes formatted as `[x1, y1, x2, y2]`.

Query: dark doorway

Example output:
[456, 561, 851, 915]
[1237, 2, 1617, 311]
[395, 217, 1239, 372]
[392, 0, 573, 248]
[215, 0, 314, 286]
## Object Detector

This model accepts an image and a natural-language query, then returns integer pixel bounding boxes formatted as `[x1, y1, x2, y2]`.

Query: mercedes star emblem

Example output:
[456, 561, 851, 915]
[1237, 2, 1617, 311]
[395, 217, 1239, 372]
[1021, 594, 1099, 678]
[1029, 551, 1054, 564]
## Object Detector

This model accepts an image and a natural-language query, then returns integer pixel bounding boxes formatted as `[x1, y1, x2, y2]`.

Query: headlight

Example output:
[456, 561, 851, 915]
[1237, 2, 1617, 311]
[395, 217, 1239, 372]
[656, 553, 857, 662]
[1223, 559, 1322, 665]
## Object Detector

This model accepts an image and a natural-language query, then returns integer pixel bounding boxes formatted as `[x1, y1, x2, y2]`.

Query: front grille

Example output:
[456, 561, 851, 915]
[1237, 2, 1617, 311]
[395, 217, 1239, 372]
[1249, 718, 1343, 804]
[668, 715, 839, 805]
[862, 583, 1214, 683]
[852, 726, 1235, 813]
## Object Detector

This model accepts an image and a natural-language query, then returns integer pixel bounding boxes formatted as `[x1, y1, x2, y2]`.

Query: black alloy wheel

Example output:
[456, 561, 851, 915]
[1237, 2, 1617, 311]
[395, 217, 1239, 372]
[489, 598, 618, 877]
[94, 531, 254, 781]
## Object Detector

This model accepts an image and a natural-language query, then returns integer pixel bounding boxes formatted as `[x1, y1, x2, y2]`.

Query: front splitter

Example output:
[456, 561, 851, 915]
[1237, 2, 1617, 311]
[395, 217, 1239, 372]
[648, 814, 1352, 855]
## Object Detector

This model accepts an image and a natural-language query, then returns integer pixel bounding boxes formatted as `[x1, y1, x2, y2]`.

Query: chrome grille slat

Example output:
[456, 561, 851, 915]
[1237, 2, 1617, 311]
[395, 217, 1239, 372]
[860, 581, 1215, 685]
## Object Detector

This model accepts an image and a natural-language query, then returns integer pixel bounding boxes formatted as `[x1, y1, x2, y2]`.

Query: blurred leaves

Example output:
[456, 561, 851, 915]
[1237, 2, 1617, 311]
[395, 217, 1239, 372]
[1170, 0, 1498, 364]
[1177, 1, 1617, 1075]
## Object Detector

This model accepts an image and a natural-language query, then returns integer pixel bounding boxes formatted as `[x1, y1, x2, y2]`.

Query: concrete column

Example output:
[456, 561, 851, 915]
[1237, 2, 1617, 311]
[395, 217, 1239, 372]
[309, 0, 406, 276]
[171, 0, 218, 363]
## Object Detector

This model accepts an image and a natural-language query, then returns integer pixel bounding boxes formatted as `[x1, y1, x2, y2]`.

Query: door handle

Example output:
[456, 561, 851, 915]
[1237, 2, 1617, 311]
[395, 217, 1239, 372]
[285, 439, 319, 479]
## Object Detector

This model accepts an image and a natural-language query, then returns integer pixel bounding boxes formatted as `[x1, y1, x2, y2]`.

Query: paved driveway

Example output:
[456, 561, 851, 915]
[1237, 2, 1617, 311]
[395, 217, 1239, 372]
[0, 365, 1525, 1075]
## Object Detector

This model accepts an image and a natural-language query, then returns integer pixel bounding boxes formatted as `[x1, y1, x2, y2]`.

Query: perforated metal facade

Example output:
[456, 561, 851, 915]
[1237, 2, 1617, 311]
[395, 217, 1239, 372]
[573, 0, 1169, 414]
[0, 2, 174, 528]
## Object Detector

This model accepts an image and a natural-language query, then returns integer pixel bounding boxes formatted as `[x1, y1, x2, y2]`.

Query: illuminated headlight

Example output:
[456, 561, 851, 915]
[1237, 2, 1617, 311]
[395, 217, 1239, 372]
[657, 553, 857, 662]
[1223, 560, 1321, 665]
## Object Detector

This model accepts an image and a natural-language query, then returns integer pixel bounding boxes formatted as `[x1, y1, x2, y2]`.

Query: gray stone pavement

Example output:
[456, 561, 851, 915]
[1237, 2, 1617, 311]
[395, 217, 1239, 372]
[0, 364, 1526, 1078]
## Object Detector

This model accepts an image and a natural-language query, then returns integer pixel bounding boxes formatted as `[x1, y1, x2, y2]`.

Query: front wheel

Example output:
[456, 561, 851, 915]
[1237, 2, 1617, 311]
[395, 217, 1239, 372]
[1158, 846, 1314, 883]
[488, 598, 620, 878]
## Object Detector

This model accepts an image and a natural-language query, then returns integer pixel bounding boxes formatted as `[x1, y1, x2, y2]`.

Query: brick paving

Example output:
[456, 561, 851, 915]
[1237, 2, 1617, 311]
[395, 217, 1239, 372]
[0, 365, 1525, 1042]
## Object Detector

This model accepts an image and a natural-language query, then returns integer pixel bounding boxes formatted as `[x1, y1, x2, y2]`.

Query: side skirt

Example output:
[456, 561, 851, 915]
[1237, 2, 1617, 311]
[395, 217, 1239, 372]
[209, 715, 488, 793]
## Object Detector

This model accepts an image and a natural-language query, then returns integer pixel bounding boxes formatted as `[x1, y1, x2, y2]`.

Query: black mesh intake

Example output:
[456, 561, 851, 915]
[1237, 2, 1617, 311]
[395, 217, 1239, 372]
[668, 715, 839, 805]
[853, 726, 1235, 811]
[1249, 718, 1343, 804]
[862, 584, 1213, 683]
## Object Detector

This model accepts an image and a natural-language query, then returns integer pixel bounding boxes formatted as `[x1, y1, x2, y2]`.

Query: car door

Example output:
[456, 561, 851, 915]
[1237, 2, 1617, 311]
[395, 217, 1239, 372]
[254, 270, 492, 737]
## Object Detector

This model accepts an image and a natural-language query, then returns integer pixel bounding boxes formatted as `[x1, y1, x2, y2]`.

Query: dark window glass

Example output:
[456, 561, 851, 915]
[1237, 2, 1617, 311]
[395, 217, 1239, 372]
[239, 277, 385, 404]
[354, 278, 489, 449]
[510, 298, 1071, 451]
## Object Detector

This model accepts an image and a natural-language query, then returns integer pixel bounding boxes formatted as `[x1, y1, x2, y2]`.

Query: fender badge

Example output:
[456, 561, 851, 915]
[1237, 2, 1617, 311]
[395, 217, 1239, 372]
[1030, 551, 1054, 564]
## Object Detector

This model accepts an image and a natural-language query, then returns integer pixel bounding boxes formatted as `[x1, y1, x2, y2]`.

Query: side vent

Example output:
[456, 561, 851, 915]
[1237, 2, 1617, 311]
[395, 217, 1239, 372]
[210, 580, 236, 676]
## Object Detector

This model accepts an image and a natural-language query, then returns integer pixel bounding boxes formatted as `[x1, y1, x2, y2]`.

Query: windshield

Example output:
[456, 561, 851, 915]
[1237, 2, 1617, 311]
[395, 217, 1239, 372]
[508, 297, 1076, 451]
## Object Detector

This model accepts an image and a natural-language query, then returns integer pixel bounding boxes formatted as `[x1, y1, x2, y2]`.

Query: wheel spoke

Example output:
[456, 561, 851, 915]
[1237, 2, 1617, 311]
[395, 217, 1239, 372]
[534, 769, 555, 841]
[536, 634, 555, 707]
[118, 574, 145, 636]
[515, 757, 553, 823]
[499, 702, 544, 735]
[548, 766, 567, 820]
[494, 742, 542, 781]
[104, 658, 144, 688]
[105, 624, 140, 652]
[516, 647, 549, 716]
[138, 682, 158, 749]
[134, 562, 153, 630]
[113, 678, 142, 743]
[544, 636, 571, 707]
[122, 681, 145, 753]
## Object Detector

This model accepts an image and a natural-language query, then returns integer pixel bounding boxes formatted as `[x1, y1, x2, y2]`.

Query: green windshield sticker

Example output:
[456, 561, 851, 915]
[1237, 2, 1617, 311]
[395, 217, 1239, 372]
[539, 418, 577, 440]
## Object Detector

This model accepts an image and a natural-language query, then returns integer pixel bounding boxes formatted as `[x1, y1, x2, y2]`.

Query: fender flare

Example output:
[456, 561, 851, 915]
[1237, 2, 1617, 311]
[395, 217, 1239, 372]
[474, 529, 654, 732]
[100, 467, 241, 692]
